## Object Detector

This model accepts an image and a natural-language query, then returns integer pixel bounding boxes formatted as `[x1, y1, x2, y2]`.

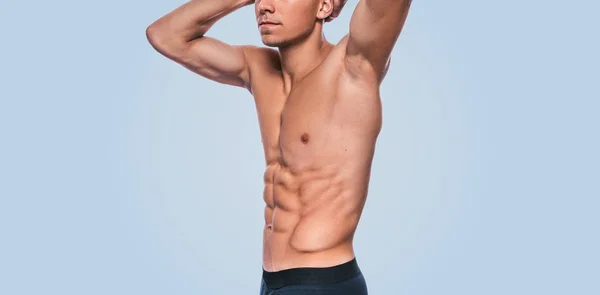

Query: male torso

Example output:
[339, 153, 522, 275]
[246, 37, 384, 271]
[146, 0, 412, 277]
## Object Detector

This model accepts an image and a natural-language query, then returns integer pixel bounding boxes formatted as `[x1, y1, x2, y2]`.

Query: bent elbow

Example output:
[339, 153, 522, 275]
[145, 24, 184, 60]
[145, 23, 166, 51]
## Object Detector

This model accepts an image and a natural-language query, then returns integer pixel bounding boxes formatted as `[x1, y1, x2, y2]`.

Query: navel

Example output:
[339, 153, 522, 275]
[300, 133, 310, 144]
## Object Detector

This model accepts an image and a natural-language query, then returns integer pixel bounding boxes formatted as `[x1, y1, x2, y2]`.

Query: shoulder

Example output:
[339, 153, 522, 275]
[240, 46, 283, 94]
[241, 46, 281, 72]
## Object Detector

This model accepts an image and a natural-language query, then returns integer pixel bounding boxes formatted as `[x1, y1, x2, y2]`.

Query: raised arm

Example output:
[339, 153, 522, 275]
[345, 0, 412, 81]
[146, 0, 255, 89]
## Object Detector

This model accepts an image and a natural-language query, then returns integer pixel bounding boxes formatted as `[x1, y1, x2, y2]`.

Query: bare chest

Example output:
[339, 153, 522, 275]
[278, 81, 341, 170]
[253, 67, 381, 172]
[252, 74, 341, 167]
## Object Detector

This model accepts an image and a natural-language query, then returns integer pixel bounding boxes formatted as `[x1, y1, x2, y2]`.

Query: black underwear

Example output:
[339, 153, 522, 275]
[262, 258, 362, 290]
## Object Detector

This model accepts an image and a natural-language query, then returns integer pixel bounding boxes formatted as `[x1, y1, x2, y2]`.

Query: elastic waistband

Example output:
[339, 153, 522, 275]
[262, 258, 361, 289]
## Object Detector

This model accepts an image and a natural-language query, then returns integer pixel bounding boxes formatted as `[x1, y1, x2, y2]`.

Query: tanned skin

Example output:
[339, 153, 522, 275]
[146, 0, 412, 272]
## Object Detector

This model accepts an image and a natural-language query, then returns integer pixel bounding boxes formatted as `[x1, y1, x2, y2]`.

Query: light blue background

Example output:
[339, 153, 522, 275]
[1, 0, 598, 294]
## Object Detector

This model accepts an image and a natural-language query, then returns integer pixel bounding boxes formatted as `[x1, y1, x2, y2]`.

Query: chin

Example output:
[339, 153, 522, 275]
[261, 36, 288, 47]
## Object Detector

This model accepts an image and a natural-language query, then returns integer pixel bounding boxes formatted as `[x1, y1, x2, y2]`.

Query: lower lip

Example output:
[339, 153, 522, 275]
[259, 23, 278, 28]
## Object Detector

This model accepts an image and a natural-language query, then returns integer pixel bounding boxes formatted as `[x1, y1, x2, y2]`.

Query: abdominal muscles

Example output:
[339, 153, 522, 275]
[263, 161, 367, 266]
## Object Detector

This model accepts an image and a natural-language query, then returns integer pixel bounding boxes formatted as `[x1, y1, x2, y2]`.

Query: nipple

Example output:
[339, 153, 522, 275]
[300, 133, 309, 144]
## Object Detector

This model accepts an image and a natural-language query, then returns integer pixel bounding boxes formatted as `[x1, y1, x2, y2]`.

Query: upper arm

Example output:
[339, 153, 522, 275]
[147, 29, 252, 90]
[345, 0, 412, 79]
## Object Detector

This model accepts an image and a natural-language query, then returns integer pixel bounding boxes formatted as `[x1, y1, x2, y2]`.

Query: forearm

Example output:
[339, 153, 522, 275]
[147, 0, 253, 43]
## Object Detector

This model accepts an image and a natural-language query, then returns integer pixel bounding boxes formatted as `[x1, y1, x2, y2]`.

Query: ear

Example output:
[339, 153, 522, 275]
[316, 0, 334, 21]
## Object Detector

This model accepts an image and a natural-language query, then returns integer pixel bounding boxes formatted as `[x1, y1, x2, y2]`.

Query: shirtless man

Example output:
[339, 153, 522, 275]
[146, 0, 411, 293]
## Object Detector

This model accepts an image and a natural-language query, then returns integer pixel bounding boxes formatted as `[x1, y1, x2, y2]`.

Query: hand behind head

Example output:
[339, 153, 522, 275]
[325, 0, 348, 22]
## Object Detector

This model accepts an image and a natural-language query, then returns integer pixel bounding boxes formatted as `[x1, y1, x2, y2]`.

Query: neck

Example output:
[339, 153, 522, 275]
[277, 23, 333, 92]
